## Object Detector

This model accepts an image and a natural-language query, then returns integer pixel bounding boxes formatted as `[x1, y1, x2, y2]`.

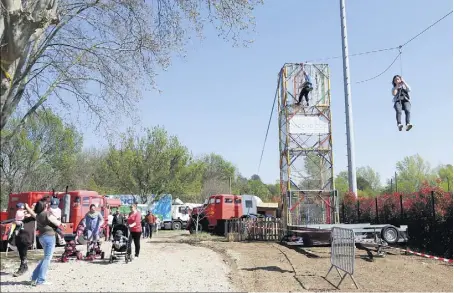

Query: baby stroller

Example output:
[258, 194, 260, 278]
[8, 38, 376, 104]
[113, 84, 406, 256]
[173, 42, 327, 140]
[109, 224, 132, 263]
[78, 226, 105, 261]
[85, 239, 105, 261]
[60, 240, 83, 262]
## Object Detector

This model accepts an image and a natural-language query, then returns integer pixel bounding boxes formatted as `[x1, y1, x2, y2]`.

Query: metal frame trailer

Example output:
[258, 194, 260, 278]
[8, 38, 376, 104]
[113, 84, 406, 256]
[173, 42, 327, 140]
[284, 223, 408, 259]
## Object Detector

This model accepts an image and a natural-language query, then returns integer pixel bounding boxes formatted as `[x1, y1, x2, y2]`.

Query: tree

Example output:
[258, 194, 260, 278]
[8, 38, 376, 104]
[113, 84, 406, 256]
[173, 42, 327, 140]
[0, 0, 263, 141]
[246, 176, 271, 200]
[201, 153, 236, 182]
[104, 126, 191, 203]
[266, 182, 280, 197]
[301, 152, 331, 190]
[357, 166, 382, 192]
[356, 176, 372, 191]
[0, 109, 82, 206]
[190, 204, 210, 234]
[250, 174, 261, 182]
[335, 168, 379, 197]
[395, 154, 436, 193]
[334, 171, 349, 196]
[200, 177, 230, 201]
[436, 164, 453, 191]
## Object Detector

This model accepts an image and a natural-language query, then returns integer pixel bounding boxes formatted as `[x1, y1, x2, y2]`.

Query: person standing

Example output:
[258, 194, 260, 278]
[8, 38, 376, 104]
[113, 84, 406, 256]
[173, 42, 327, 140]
[80, 204, 104, 242]
[146, 211, 155, 239]
[141, 215, 148, 238]
[296, 71, 313, 107]
[127, 204, 142, 258]
[24, 200, 63, 286]
[107, 212, 114, 241]
[12, 212, 36, 277]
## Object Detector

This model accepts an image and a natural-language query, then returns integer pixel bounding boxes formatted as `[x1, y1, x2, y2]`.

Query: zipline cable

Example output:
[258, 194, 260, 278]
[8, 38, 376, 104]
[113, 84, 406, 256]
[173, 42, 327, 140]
[257, 74, 281, 175]
[355, 51, 402, 84]
[257, 10, 452, 170]
[355, 10, 452, 83]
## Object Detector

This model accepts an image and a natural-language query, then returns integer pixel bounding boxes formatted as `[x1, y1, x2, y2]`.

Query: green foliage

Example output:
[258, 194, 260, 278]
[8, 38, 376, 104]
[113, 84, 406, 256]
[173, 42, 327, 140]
[395, 154, 437, 193]
[102, 126, 191, 203]
[436, 164, 453, 191]
[0, 110, 82, 208]
[2, 115, 450, 212]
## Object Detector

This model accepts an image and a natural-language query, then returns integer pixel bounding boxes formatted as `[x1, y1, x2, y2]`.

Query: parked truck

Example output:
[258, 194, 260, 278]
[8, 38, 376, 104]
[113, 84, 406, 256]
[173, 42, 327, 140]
[187, 194, 243, 235]
[149, 195, 203, 230]
[0, 190, 119, 250]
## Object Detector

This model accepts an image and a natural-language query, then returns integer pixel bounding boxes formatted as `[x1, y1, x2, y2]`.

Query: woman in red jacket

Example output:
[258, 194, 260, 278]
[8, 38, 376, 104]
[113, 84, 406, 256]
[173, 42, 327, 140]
[127, 204, 142, 258]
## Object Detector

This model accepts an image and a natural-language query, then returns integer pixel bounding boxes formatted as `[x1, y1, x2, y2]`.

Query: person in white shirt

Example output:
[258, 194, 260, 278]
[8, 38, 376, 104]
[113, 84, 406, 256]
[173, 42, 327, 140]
[391, 75, 413, 131]
[107, 212, 114, 241]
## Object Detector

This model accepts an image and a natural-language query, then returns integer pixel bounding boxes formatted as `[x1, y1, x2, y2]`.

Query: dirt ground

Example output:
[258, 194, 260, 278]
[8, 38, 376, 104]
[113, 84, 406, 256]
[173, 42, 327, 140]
[195, 240, 453, 292]
[1, 231, 452, 292]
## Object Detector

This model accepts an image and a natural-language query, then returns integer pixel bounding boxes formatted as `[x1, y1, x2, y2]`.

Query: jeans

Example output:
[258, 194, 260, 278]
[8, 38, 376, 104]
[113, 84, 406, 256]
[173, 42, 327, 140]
[147, 223, 154, 238]
[394, 101, 411, 125]
[32, 234, 55, 284]
[142, 225, 149, 238]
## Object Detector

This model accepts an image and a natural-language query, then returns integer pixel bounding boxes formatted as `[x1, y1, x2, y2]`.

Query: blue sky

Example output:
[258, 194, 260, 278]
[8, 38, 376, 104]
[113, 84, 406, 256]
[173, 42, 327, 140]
[82, 0, 453, 185]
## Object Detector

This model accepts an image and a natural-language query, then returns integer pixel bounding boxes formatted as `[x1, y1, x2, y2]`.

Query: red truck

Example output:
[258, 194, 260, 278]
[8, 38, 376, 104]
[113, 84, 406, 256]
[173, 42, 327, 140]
[0, 190, 121, 251]
[187, 194, 243, 235]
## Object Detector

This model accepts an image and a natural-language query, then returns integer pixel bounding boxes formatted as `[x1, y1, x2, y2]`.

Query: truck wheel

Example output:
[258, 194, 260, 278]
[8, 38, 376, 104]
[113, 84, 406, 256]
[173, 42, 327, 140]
[381, 225, 399, 244]
[172, 221, 182, 230]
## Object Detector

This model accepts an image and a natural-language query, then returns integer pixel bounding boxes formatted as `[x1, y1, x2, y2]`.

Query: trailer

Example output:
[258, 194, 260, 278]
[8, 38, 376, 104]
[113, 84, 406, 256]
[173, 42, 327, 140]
[282, 223, 409, 259]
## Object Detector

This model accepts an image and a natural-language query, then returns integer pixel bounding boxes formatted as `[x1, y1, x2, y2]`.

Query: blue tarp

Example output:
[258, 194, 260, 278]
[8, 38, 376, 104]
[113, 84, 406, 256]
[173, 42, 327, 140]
[150, 194, 172, 222]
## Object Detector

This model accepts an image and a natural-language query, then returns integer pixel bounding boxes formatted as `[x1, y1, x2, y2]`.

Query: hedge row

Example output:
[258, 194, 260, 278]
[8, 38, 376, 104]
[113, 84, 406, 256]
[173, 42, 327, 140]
[340, 183, 453, 259]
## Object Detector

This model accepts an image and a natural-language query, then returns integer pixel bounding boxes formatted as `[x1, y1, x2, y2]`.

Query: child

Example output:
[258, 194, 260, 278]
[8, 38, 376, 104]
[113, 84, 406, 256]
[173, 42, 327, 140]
[15, 203, 25, 232]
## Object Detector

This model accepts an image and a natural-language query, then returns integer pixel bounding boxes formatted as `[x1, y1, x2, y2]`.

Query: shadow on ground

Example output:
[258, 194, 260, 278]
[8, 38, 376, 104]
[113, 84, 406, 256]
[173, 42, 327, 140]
[0, 280, 30, 286]
[242, 266, 293, 273]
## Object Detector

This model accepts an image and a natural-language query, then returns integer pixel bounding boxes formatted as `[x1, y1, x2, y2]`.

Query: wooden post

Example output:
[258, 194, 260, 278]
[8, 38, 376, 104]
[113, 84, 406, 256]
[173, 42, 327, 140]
[375, 197, 379, 224]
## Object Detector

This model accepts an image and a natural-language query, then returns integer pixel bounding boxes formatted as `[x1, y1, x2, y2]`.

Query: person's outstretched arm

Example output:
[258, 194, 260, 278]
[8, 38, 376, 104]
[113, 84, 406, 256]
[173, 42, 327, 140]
[24, 204, 36, 218]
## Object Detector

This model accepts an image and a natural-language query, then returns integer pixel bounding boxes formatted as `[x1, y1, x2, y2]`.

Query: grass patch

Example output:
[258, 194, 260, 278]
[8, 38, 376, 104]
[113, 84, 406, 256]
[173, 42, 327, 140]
[179, 232, 227, 244]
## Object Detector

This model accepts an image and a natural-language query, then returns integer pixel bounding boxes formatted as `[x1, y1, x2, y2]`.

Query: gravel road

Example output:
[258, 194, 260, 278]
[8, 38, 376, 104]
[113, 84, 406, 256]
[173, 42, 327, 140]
[0, 232, 235, 292]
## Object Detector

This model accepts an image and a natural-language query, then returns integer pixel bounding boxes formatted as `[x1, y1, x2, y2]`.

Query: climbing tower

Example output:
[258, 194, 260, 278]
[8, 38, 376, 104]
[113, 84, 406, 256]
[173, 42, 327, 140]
[277, 63, 338, 229]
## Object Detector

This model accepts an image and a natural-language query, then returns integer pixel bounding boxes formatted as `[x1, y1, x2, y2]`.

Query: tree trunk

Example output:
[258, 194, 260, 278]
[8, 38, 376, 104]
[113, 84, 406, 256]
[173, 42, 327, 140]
[0, 0, 59, 130]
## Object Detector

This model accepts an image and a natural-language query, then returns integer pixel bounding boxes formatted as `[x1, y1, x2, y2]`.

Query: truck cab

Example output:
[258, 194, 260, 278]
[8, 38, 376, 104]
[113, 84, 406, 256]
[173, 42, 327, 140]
[188, 194, 243, 235]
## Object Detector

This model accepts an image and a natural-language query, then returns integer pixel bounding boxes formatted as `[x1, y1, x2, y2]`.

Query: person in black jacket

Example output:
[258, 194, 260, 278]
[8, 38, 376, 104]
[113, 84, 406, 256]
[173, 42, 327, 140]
[112, 210, 124, 228]
[13, 210, 36, 277]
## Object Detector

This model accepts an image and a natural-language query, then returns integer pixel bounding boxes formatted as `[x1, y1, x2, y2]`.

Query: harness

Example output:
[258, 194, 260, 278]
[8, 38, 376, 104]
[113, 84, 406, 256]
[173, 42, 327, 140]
[396, 86, 410, 103]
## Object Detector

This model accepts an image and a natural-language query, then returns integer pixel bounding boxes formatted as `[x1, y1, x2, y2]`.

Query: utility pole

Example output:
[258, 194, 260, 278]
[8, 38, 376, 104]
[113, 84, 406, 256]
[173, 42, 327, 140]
[340, 0, 358, 197]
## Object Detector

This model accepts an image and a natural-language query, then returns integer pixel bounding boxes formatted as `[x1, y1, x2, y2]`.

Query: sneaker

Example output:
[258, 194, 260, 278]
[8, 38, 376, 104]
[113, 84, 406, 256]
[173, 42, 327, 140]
[398, 124, 403, 131]
[406, 124, 413, 131]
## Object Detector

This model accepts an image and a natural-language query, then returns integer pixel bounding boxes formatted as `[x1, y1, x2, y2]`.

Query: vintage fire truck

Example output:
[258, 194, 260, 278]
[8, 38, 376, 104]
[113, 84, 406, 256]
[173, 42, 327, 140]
[187, 194, 243, 235]
[0, 190, 121, 251]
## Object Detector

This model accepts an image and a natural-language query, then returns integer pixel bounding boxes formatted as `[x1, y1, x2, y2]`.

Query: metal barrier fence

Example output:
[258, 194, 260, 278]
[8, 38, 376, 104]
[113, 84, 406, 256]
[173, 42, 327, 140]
[224, 218, 284, 242]
[325, 227, 359, 289]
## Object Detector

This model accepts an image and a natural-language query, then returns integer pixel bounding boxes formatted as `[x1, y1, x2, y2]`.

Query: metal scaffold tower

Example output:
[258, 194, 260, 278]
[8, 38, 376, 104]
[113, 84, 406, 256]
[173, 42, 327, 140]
[277, 63, 339, 230]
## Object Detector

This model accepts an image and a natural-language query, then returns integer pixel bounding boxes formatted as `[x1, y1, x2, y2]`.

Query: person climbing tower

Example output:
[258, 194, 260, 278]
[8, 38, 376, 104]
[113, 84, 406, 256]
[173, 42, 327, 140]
[391, 75, 412, 131]
[296, 71, 313, 107]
